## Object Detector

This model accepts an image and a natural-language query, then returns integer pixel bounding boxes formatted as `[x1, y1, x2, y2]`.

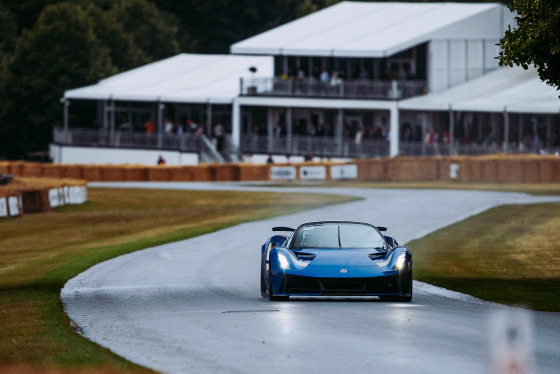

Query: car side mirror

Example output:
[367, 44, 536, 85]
[377, 226, 387, 232]
[384, 235, 399, 248]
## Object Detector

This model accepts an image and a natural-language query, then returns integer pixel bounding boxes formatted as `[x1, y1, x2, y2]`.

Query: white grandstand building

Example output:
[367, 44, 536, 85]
[52, 1, 560, 165]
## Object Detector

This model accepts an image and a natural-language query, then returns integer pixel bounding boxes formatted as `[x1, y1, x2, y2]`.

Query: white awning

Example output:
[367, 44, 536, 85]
[64, 54, 274, 104]
[399, 66, 560, 114]
[231, 1, 513, 57]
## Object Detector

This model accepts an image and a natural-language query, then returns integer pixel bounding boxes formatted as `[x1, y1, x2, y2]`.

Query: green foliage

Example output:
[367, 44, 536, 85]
[0, 2, 115, 158]
[0, 3, 17, 63]
[153, 0, 325, 53]
[0, 0, 181, 157]
[499, 0, 560, 93]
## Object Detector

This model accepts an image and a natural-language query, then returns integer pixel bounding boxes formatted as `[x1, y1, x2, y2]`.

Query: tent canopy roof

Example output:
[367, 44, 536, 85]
[231, 1, 512, 57]
[399, 66, 560, 114]
[64, 54, 273, 104]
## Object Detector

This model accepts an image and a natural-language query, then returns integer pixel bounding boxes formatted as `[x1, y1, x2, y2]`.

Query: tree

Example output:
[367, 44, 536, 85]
[0, 2, 115, 158]
[0, 0, 182, 157]
[0, 3, 17, 63]
[498, 0, 560, 93]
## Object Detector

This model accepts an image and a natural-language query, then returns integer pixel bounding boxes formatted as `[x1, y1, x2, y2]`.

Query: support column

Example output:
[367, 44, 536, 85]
[449, 105, 454, 156]
[231, 98, 241, 153]
[286, 107, 293, 154]
[63, 99, 70, 143]
[336, 108, 343, 156]
[503, 108, 509, 152]
[518, 114, 523, 150]
[267, 108, 274, 153]
[206, 103, 213, 137]
[546, 115, 552, 147]
[109, 99, 115, 146]
[389, 102, 399, 157]
[157, 100, 164, 148]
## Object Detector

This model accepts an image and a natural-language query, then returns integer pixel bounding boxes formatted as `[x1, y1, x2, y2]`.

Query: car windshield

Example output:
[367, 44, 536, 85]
[291, 223, 386, 249]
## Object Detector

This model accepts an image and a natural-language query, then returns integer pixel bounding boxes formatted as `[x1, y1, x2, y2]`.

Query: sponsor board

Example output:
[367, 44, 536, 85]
[270, 166, 296, 180]
[49, 188, 60, 208]
[331, 164, 358, 179]
[8, 196, 22, 216]
[0, 197, 7, 217]
[450, 163, 460, 179]
[300, 166, 326, 180]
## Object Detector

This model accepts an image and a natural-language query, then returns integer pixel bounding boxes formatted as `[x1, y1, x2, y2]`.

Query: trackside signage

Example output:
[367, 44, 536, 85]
[331, 164, 358, 179]
[0, 197, 7, 217]
[270, 166, 296, 180]
[488, 310, 533, 374]
[300, 166, 326, 180]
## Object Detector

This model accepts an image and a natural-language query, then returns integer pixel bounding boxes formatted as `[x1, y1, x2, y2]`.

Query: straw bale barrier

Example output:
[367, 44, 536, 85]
[239, 164, 270, 181]
[124, 166, 148, 181]
[0, 176, 87, 217]
[166, 166, 192, 181]
[386, 157, 439, 182]
[0, 156, 559, 184]
[81, 165, 103, 181]
[538, 157, 560, 183]
[191, 164, 213, 181]
[101, 166, 126, 181]
[20, 162, 44, 177]
[354, 159, 385, 181]
[147, 166, 171, 181]
[214, 164, 240, 181]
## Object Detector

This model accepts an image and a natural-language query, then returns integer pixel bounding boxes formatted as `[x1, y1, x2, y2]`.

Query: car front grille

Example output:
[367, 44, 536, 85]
[284, 274, 401, 295]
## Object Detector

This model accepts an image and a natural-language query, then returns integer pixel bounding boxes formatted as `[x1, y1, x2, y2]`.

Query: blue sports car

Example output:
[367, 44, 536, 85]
[260, 221, 412, 301]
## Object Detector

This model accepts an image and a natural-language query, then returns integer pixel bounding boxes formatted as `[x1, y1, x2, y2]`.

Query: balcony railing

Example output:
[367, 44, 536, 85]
[53, 127, 227, 163]
[240, 77, 426, 100]
[241, 135, 390, 158]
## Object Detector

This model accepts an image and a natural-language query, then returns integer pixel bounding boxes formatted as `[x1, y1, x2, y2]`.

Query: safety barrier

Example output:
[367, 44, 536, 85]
[0, 176, 88, 218]
[1, 155, 560, 185]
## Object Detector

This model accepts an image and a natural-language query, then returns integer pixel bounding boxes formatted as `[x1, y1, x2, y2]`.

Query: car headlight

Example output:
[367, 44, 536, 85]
[278, 253, 290, 269]
[396, 252, 406, 269]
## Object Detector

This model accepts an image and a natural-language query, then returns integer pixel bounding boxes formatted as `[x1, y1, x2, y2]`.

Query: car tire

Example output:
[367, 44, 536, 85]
[260, 264, 268, 298]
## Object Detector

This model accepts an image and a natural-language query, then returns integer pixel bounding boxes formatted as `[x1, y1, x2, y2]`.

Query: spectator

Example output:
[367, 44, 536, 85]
[187, 120, 198, 133]
[164, 118, 174, 134]
[157, 155, 166, 165]
[143, 118, 155, 134]
[266, 154, 274, 164]
[320, 68, 329, 83]
[213, 123, 225, 152]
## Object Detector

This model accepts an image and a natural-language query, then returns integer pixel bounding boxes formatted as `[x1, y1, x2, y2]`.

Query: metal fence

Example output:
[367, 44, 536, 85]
[241, 135, 390, 158]
[399, 141, 560, 157]
[54, 127, 204, 151]
[240, 77, 427, 100]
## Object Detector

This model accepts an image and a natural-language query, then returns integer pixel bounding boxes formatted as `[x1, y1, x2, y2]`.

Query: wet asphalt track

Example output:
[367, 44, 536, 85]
[61, 183, 560, 373]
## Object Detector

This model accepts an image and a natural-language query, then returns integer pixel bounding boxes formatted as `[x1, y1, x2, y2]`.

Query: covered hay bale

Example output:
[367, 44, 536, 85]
[101, 166, 126, 181]
[192, 165, 214, 181]
[81, 166, 103, 181]
[239, 164, 270, 181]
[354, 158, 386, 181]
[22, 188, 50, 213]
[386, 157, 438, 182]
[147, 166, 171, 181]
[124, 166, 148, 181]
[42, 164, 66, 178]
[21, 162, 44, 177]
[214, 164, 240, 181]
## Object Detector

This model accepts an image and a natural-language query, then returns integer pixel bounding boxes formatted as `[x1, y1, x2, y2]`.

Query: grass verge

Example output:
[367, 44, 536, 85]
[0, 188, 355, 373]
[408, 202, 560, 312]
